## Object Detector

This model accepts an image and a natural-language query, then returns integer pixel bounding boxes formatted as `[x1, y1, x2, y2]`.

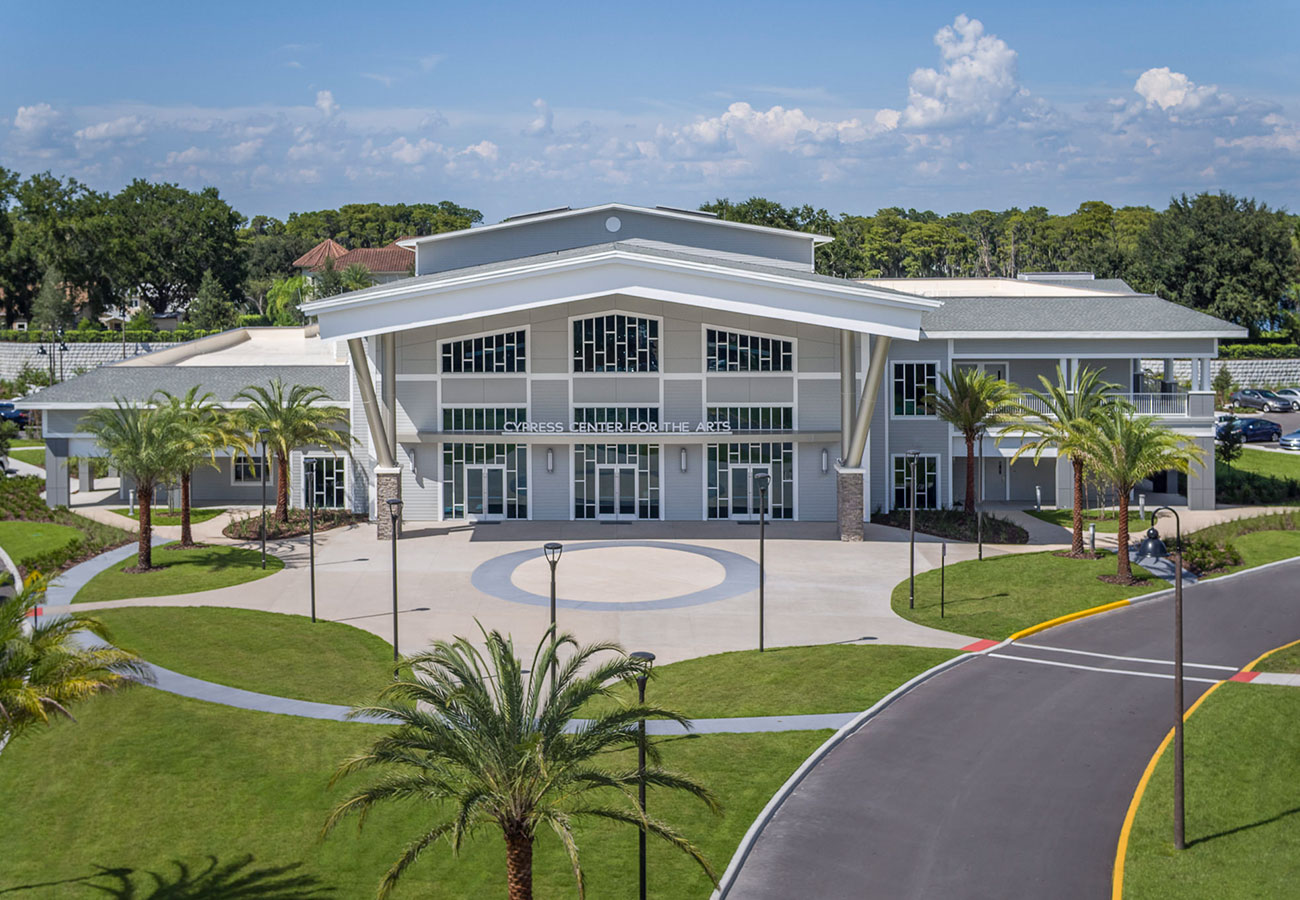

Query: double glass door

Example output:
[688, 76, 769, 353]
[729, 465, 771, 521]
[465, 465, 506, 519]
[596, 465, 637, 520]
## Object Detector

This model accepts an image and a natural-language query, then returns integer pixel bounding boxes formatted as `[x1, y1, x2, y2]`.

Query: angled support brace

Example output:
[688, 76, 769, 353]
[844, 335, 891, 467]
[347, 337, 396, 470]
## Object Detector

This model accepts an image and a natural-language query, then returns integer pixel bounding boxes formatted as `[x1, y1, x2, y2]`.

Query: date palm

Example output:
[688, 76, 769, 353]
[151, 387, 245, 546]
[1, 573, 149, 754]
[1079, 409, 1203, 582]
[234, 378, 350, 523]
[81, 399, 184, 570]
[929, 368, 1020, 515]
[339, 263, 375, 293]
[1009, 365, 1124, 557]
[325, 627, 720, 900]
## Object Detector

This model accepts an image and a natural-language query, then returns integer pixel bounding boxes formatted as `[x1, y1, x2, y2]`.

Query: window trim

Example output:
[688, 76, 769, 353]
[890, 452, 941, 512]
[439, 406, 529, 433]
[230, 451, 271, 486]
[301, 452, 349, 509]
[890, 359, 941, 420]
[568, 310, 664, 376]
[705, 403, 797, 432]
[700, 324, 798, 376]
[955, 360, 1011, 381]
[438, 325, 531, 377]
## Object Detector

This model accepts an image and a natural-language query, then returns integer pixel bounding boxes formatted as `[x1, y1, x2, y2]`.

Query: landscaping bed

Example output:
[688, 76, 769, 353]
[1176, 512, 1300, 578]
[73, 542, 283, 604]
[110, 506, 226, 527]
[871, 508, 1028, 544]
[223, 507, 365, 540]
[1027, 507, 1147, 535]
[0, 475, 136, 577]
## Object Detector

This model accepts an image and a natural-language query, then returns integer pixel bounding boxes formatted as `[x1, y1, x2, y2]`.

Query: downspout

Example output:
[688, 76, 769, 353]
[347, 337, 396, 470]
[840, 330, 855, 460]
[844, 335, 892, 467]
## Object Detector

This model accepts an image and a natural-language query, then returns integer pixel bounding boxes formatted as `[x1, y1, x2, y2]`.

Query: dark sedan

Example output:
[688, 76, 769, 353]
[1217, 416, 1282, 443]
[1230, 389, 1292, 412]
[0, 401, 29, 428]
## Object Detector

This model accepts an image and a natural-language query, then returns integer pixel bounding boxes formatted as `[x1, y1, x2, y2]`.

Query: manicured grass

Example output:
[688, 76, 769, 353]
[1027, 507, 1147, 534]
[1255, 640, 1300, 674]
[110, 507, 226, 526]
[1233, 446, 1300, 479]
[0, 520, 83, 564]
[0, 688, 828, 899]
[891, 550, 1162, 639]
[0, 477, 135, 576]
[1197, 530, 1300, 579]
[1122, 683, 1300, 899]
[7, 447, 43, 467]
[591, 644, 962, 719]
[73, 542, 283, 604]
[92, 606, 395, 705]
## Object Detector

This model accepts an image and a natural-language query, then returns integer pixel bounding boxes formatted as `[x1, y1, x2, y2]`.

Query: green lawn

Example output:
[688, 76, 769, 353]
[110, 507, 226, 527]
[0, 688, 828, 899]
[891, 550, 1162, 639]
[1122, 683, 1300, 899]
[591, 643, 961, 719]
[0, 519, 83, 565]
[1255, 640, 1300, 674]
[7, 447, 43, 467]
[1199, 530, 1300, 578]
[1027, 507, 1147, 534]
[1233, 446, 1300, 479]
[92, 606, 396, 706]
[73, 542, 283, 604]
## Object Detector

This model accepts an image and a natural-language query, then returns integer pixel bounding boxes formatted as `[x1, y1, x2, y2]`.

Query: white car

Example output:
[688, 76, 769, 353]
[1273, 388, 1300, 410]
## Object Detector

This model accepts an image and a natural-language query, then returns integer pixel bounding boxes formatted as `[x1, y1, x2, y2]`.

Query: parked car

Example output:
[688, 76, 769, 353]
[0, 401, 29, 428]
[1272, 388, 1300, 410]
[1216, 417, 1282, 443]
[1229, 389, 1292, 412]
[1281, 429, 1300, 451]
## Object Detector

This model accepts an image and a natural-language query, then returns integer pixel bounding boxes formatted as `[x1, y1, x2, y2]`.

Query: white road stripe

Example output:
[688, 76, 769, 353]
[1014, 642, 1239, 671]
[988, 653, 1223, 683]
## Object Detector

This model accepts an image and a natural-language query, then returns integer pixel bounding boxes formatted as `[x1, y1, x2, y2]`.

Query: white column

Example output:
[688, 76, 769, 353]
[1201, 358, 1213, 391]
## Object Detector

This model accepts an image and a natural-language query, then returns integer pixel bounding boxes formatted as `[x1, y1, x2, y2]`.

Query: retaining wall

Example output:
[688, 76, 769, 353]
[0, 342, 183, 380]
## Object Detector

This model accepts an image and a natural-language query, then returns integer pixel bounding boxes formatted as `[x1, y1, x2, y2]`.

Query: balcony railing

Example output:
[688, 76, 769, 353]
[1016, 392, 1188, 417]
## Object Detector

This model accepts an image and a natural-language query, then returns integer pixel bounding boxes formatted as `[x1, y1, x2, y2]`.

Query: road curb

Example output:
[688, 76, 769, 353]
[711, 651, 976, 899]
[1008, 599, 1133, 640]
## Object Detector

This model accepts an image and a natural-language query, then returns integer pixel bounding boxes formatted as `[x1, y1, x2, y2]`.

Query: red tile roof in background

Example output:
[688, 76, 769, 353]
[292, 239, 348, 268]
[331, 243, 415, 274]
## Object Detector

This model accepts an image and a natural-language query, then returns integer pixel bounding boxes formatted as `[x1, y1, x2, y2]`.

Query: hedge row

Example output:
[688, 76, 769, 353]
[0, 329, 221, 344]
[1218, 343, 1300, 359]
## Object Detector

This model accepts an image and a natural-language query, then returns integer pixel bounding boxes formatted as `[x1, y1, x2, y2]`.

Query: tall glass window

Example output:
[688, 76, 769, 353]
[706, 442, 795, 519]
[706, 329, 793, 372]
[892, 454, 939, 510]
[893, 362, 937, 416]
[441, 329, 526, 373]
[573, 444, 660, 519]
[441, 443, 528, 519]
[706, 406, 794, 431]
[572, 407, 659, 429]
[303, 456, 345, 508]
[572, 314, 659, 372]
[442, 408, 527, 431]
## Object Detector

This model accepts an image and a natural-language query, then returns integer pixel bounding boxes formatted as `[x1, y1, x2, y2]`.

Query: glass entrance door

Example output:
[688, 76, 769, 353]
[596, 465, 638, 520]
[729, 465, 771, 521]
[465, 465, 506, 519]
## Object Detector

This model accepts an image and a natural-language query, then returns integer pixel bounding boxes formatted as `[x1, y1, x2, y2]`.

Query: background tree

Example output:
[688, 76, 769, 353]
[185, 269, 240, 331]
[930, 368, 1019, 514]
[234, 378, 350, 523]
[1, 573, 148, 754]
[1216, 415, 1244, 469]
[284, 201, 482, 247]
[265, 275, 308, 325]
[339, 262, 374, 293]
[312, 256, 343, 300]
[325, 627, 719, 900]
[152, 387, 244, 547]
[1211, 367, 1235, 407]
[1079, 411, 1203, 582]
[30, 266, 75, 331]
[0, 420, 18, 475]
[125, 308, 154, 332]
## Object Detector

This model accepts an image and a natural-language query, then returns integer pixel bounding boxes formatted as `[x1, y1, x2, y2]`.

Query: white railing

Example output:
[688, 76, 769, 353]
[1014, 391, 1187, 417]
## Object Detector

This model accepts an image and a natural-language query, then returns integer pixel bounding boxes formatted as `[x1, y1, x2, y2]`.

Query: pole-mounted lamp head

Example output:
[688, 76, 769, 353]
[1137, 527, 1168, 561]
[386, 497, 403, 521]
[754, 472, 771, 494]
[543, 541, 563, 566]
[630, 650, 656, 688]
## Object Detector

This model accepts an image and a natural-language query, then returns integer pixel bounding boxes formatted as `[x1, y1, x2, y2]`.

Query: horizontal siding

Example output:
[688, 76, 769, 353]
[798, 442, 836, 521]
[532, 444, 570, 520]
[796, 379, 839, 430]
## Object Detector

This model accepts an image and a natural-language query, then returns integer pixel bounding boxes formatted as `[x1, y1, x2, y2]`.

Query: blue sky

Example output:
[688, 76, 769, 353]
[3, 1, 1298, 222]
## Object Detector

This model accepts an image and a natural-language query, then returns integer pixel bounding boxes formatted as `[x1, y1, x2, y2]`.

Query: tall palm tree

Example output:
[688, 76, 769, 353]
[1079, 410, 1203, 582]
[339, 263, 375, 293]
[1009, 365, 1124, 557]
[81, 399, 183, 570]
[325, 627, 720, 900]
[1, 573, 149, 754]
[929, 367, 1020, 515]
[234, 379, 350, 523]
[151, 388, 246, 547]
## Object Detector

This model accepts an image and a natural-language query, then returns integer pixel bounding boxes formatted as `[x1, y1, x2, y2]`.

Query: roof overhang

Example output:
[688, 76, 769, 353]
[303, 248, 937, 342]
[925, 330, 1245, 340]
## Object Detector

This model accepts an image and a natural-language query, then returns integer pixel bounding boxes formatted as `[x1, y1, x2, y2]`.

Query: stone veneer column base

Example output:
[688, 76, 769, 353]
[375, 466, 402, 540]
[836, 467, 864, 542]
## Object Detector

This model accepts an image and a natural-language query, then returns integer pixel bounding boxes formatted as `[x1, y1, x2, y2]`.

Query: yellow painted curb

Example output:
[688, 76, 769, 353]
[1240, 636, 1300, 673]
[1111, 680, 1225, 900]
[1007, 599, 1131, 641]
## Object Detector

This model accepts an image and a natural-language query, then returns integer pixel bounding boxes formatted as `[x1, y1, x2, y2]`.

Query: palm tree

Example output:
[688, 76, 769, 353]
[929, 368, 1020, 515]
[1, 573, 150, 754]
[325, 627, 720, 900]
[81, 399, 183, 570]
[339, 263, 375, 293]
[151, 388, 246, 547]
[234, 379, 350, 523]
[1079, 409, 1204, 582]
[1009, 365, 1124, 557]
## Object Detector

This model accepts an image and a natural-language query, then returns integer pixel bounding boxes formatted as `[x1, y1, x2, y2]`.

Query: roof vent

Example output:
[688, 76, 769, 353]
[655, 205, 718, 219]
[501, 205, 571, 223]
[1017, 272, 1094, 282]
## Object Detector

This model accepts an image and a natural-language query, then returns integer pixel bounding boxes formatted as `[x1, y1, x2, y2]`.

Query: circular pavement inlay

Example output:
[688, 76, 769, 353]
[471, 540, 757, 611]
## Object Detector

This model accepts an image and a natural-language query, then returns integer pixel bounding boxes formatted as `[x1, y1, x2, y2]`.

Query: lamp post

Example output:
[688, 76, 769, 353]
[57, 329, 67, 383]
[543, 542, 563, 695]
[906, 449, 919, 609]
[754, 472, 771, 652]
[305, 457, 317, 623]
[1137, 507, 1186, 850]
[257, 427, 270, 569]
[977, 433, 984, 561]
[387, 497, 403, 678]
[630, 649, 656, 900]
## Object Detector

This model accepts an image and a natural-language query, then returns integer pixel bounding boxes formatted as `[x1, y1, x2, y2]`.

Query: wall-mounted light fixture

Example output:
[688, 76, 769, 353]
[821, 448, 829, 474]
[680, 447, 688, 473]
[546, 448, 554, 473]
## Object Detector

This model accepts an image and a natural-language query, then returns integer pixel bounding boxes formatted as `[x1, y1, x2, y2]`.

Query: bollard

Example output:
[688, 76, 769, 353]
[1035, 485, 1042, 512]
[1089, 523, 1096, 553]
[1139, 493, 1146, 519]
[128, 489, 135, 515]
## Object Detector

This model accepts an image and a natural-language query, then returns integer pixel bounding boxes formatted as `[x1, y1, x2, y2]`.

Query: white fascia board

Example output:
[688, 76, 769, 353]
[395, 203, 833, 249]
[309, 253, 934, 342]
[926, 330, 1245, 340]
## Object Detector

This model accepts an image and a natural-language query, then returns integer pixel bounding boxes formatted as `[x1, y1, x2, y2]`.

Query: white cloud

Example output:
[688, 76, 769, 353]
[1134, 67, 1218, 112]
[13, 102, 58, 133]
[75, 115, 145, 141]
[419, 54, 444, 72]
[361, 73, 395, 88]
[165, 146, 209, 165]
[662, 101, 873, 160]
[525, 98, 553, 136]
[226, 139, 263, 163]
[315, 90, 339, 117]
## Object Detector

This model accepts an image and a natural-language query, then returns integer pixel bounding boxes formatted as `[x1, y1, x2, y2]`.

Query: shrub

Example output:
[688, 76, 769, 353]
[1216, 464, 1300, 505]
[1218, 342, 1300, 359]
[0, 475, 135, 576]
[238, 314, 270, 327]
[869, 508, 1029, 544]
[1179, 537, 1243, 575]
[222, 506, 365, 540]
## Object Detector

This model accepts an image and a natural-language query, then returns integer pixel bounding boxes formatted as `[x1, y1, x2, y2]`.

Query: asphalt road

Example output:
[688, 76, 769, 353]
[725, 560, 1300, 900]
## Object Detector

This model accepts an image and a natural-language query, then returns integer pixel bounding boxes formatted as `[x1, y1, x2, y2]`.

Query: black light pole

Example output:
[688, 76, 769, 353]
[940, 541, 947, 619]
[257, 427, 270, 569]
[305, 458, 318, 623]
[977, 433, 985, 561]
[56, 329, 67, 383]
[754, 472, 770, 652]
[543, 542, 563, 695]
[906, 449, 919, 609]
[388, 497, 404, 678]
[1138, 508, 1186, 850]
[630, 650, 656, 900]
